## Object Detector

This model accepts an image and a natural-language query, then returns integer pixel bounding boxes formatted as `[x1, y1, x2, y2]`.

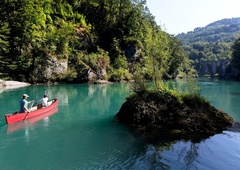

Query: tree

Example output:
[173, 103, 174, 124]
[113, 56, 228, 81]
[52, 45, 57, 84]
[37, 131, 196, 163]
[231, 37, 240, 69]
[0, 0, 194, 82]
[0, 0, 48, 80]
[167, 37, 189, 77]
[0, 22, 10, 78]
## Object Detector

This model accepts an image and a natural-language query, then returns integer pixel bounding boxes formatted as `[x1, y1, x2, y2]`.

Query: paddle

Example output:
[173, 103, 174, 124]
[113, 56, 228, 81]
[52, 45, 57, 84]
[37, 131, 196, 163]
[24, 100, 35, 120]
[29, 100, 35, 111]
[32, 99, 41, 106]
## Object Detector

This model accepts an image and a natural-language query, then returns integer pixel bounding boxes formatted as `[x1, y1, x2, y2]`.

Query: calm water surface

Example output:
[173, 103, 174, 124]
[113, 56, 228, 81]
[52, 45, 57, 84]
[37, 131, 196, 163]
[0, 78, 240, 170]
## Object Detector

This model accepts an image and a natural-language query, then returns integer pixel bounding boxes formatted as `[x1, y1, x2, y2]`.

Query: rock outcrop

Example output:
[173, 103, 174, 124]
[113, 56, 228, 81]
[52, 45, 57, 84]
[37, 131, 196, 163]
[195, 59, 237, 77]
[30, 55, 68, 83]
[116, 91, 234, 143]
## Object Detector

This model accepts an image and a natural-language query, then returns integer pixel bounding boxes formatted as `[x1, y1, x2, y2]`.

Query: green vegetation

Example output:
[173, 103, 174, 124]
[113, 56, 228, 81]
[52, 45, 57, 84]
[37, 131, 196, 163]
[232, 36, 240, 69]
[129, 79, 208, 108]
[177, 18, 240, 77]
[0, 0, 193, 82]
[114, 15, 235, 143]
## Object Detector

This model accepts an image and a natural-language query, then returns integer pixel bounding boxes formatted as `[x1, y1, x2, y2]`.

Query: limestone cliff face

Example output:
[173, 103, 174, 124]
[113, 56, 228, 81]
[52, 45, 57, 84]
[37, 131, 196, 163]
[30, 55, 68, 83]
[196, 59, 235, 77]
[29, 53, 110, 83]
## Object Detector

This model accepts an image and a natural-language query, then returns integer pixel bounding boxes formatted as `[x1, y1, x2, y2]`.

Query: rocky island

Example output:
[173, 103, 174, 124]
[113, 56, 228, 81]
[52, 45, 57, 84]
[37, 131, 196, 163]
[116, 89, 234, 143]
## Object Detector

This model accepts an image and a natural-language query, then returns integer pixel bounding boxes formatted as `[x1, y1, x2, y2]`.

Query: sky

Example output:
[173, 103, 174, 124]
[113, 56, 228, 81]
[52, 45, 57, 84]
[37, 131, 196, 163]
[146, 0, 240, 35]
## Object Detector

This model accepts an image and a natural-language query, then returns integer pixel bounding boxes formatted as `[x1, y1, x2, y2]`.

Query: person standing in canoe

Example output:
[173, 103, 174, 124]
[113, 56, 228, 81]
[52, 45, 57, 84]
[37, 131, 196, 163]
[19, 94, 34, 113]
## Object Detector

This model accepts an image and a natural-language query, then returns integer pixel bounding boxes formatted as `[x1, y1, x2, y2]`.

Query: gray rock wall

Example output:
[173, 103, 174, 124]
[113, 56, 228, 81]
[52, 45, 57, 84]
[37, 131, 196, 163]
[197, 59, 231, 77]
[30, 55, 68, 83]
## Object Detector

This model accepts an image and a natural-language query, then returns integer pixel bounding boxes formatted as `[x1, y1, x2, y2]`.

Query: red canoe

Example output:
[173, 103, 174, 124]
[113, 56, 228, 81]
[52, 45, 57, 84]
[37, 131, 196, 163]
[7, 107, 59, 133]
[5, 98, 58, 124]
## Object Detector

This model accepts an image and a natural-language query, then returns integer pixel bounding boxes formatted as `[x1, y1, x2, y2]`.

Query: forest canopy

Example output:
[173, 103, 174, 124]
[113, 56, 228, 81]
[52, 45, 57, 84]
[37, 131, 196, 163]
[0, 0, 193, 83]
[177, 18, 240, 77]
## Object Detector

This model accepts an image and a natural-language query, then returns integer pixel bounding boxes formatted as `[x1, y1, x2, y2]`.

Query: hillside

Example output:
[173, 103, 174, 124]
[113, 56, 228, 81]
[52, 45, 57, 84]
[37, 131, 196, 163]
[0, 0, 193, 83]
[177, 17, 240, 44]
[176, 17, 240, 77]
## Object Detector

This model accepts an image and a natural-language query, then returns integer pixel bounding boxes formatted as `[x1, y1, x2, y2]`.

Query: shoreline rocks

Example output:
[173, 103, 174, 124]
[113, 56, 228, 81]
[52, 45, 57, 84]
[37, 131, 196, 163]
[0, 80, 30, 89]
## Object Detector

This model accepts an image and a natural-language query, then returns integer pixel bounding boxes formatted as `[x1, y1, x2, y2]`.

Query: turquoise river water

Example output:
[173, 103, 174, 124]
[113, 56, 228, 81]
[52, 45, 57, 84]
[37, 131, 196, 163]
[0, 78, 240, 170]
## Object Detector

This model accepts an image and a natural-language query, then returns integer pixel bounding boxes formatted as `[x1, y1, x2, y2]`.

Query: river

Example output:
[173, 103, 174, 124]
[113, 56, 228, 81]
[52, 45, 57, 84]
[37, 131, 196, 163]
[0, 78, 239, 170]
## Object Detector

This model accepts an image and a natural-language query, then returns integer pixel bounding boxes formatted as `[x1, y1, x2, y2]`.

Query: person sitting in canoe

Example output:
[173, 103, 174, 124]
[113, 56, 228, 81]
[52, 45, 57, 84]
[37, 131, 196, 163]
[19, 94, 34, 113]
[41, 94, 49, 107]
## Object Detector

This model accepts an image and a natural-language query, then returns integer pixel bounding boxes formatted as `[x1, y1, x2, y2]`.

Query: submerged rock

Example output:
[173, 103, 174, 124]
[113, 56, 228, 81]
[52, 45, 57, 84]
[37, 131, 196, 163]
[116, 91, 234, 143]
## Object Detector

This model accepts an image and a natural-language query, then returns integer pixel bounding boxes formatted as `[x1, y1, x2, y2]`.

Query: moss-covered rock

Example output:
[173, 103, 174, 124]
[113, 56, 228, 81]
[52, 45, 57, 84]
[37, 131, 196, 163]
[116, 91, 234, 143]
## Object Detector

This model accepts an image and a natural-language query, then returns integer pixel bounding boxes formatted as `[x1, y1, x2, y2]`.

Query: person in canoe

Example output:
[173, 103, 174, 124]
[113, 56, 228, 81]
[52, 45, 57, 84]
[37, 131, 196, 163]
[19, 94, 34, 113]
[41, 94, 49, 107]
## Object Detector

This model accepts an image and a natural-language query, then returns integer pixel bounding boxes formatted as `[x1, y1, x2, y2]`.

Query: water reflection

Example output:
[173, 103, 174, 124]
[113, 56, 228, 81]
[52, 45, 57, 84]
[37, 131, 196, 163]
[136, 141, 201, 170]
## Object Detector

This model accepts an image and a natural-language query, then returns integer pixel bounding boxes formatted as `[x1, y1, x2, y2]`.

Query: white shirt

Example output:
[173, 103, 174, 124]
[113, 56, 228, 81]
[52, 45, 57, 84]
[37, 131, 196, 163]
[42, 97, 48, 107]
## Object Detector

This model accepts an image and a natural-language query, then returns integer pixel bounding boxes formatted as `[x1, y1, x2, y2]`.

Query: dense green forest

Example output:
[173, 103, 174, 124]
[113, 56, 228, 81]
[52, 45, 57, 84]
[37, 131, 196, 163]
[0, 0, 194, 83]
[177, 18, 240, 77]
[232, 36, 240, 72]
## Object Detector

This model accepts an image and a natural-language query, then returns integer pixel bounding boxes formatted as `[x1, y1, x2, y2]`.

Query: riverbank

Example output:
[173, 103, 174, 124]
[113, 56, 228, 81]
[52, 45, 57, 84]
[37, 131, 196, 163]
[0, 79, 115, 90]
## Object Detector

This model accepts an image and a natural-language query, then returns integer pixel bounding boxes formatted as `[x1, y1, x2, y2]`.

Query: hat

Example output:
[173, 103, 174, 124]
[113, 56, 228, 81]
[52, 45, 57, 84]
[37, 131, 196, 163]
[22, 94, 29, 97]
